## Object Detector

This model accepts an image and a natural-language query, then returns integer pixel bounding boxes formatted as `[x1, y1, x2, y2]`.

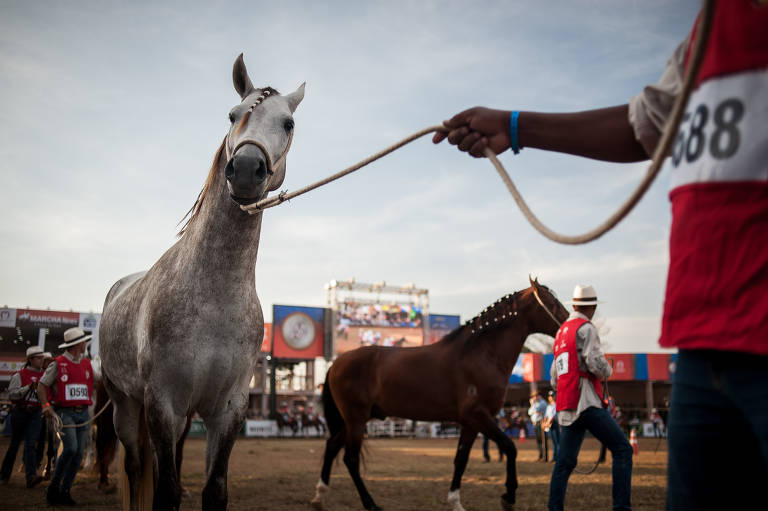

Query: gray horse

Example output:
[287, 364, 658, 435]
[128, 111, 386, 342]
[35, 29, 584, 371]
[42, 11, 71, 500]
[99, 54, 304, 511]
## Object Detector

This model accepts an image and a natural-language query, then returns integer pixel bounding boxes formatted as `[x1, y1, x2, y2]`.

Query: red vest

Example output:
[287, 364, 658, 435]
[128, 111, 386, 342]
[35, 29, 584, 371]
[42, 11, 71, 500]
[54, 355, 93, 407]
[17, 367, 43, 407]
[553, 317, 604, 412]
[660, 1, 768, 355]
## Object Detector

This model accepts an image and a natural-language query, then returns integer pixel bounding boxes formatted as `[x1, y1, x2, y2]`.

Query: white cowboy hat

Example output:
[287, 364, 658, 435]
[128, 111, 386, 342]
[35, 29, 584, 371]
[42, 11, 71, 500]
[26, 346, 44, 358]
[58, 327, 92, 349]
[43, 351, 53, 359]
[566, 284, 603, 306]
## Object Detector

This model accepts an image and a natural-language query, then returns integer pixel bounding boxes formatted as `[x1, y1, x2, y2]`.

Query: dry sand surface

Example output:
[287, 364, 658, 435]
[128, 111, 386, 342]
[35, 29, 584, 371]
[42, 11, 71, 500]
[0, 435, 667, 510]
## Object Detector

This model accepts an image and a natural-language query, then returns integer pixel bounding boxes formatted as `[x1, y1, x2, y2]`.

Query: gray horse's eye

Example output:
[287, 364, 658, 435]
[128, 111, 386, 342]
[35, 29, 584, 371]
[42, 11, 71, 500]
[229, 111, 236, 123]
[283, 119, 294, 133]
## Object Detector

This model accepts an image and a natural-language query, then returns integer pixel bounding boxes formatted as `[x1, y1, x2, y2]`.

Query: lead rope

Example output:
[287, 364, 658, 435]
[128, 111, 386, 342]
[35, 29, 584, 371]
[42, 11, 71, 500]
[242, 0, 714, 245]
[47, 397, 113, 436]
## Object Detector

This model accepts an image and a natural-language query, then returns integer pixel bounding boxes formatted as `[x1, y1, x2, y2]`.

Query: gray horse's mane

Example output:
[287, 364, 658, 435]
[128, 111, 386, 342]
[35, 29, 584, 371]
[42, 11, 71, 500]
[177, 86, 280, 238]
[177, 138, 227, 237]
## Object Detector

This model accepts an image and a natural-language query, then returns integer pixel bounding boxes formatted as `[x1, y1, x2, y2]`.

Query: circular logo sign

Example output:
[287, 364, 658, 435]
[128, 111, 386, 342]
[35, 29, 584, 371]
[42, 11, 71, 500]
[281, 312, 316, 351]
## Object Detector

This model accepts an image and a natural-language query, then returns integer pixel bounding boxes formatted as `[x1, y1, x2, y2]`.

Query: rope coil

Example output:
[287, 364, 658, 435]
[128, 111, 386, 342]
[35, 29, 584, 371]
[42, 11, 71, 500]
[241, 0, 714, 245]
[46, 398, 113, 436]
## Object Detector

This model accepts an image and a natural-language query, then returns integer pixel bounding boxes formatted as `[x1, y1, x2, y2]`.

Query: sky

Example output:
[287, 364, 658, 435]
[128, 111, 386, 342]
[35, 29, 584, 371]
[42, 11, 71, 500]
[0, 1, 701, 353]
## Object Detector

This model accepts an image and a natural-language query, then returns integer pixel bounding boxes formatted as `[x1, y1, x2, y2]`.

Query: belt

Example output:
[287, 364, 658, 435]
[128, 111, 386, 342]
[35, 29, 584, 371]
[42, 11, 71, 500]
[59, 405, 87, 412]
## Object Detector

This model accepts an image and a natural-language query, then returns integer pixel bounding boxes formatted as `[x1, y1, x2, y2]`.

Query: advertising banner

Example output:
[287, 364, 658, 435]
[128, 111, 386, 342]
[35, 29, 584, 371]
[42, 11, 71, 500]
[522, 353, 542, 382]
[272, 305, 326, 359]
[608, 354, 636, 381]
[261, 323, 272, 353]
[0, 309, 80, 359]
[647, 354, 672, 381]
[244, 419, 278, 437]
[427, 314, 461, 345]
[0, 308, 15, 328]
[0, 358, 26, 383]
[78, 312, 101, 358]
[508, 355, 525, 383]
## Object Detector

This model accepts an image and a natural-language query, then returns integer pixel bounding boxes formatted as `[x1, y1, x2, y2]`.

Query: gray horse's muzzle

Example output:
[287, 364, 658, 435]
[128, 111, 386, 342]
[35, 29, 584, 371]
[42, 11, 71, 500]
[225, 144, 268, 205]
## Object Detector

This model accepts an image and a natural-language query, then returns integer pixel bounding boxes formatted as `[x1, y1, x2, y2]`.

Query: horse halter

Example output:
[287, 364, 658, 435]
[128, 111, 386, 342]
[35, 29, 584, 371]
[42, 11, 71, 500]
[532, 287, 563, 328]
[225, 89, 294, 179]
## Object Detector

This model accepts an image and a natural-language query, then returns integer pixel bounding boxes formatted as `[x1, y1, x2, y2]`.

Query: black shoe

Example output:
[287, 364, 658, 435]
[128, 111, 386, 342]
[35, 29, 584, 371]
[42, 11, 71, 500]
[27, 475, 44, 488]
[46, 485, 60, 506]
[59, 490, 76, 506]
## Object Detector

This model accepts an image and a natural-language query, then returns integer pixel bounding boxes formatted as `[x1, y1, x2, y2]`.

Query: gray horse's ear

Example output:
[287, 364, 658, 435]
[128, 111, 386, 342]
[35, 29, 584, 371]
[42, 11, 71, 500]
[233, 53, 255, 100]
[285, 82, 305, 113]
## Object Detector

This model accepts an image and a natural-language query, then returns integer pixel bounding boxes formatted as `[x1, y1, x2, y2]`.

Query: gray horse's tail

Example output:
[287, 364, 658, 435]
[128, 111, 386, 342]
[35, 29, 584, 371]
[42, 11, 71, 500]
[118, 408, 153, 511]
[321, 373, 344, 438]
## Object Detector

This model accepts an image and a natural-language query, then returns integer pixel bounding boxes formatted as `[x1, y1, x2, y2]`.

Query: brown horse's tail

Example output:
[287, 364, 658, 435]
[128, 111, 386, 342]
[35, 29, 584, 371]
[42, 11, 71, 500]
[322, 373, 344, 437]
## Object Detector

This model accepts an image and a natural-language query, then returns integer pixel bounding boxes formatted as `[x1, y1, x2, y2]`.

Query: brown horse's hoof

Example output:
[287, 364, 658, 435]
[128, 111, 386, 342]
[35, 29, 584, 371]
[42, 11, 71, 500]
[309, 500, 325, 511]
[500, 496, 514, 511]
[98, 481, 118, 494]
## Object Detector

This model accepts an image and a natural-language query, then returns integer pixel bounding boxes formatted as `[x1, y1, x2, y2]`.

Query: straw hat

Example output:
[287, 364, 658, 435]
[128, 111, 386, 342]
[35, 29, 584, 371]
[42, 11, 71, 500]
[566, 284, 602, 306]
[26, 346, 44, 358]
[58, 327, 92, 349]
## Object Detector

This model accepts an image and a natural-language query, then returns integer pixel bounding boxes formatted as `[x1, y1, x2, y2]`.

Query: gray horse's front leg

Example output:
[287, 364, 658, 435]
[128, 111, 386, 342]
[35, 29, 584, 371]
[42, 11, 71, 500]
[201, 398, 247, 511]
[144, 387, 188, 511]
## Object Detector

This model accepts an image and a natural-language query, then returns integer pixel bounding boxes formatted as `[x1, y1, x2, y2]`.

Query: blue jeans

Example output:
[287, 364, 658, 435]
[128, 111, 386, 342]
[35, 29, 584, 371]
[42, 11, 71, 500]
[667, 350, 768, 510]
[549, 420, 561, 462]
[51, 407, 90, 492]
[548, 406, 632, 511]
[0, 406, 43, 482]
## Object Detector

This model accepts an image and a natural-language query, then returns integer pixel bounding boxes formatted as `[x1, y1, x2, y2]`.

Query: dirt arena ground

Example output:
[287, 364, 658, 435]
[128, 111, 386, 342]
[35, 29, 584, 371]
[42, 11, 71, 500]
[0, 435, 667, 510]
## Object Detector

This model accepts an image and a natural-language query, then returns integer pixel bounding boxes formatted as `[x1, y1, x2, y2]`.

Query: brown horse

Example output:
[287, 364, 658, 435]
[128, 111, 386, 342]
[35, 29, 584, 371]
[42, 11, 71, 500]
[310, 278, 568, 511]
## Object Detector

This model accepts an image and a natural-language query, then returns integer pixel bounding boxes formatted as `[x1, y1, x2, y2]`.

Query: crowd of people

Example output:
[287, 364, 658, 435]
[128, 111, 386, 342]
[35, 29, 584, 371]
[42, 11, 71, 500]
[336, 300, 422, 328]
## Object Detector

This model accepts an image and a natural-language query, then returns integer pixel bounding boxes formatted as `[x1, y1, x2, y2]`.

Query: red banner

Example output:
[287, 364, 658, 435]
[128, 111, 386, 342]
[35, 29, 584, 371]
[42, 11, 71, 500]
[522, 353, 542, 382]
[647, 354, 671, 381]
[608, 354, 636, 381]
[261, 323, 272, 353]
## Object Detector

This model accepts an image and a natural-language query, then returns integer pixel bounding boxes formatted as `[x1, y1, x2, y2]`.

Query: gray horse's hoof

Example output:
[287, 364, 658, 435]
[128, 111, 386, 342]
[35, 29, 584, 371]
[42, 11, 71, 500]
[500, 495, 515, 511]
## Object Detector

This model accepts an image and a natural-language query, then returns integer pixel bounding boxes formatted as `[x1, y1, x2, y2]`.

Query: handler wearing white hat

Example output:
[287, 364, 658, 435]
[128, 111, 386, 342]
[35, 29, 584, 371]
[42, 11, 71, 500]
[37, 327, 94, 506]
[0, 346, 46, 488]
[548, 285, 633, 511]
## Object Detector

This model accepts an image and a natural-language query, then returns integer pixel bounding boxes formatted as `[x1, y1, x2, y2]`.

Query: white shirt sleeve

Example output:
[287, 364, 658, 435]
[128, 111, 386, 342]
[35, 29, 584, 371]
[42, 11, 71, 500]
[579, 323, 613, 380]
[628, 36, 689, 156]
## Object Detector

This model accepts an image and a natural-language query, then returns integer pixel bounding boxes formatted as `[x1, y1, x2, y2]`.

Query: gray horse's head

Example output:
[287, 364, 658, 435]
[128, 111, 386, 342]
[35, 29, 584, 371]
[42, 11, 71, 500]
[225, 54, 304, 205]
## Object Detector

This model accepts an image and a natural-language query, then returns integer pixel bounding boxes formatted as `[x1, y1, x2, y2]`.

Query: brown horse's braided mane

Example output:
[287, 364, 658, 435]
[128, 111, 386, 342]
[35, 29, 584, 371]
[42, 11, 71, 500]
[438, 291, 522, 345]
[467, 291, 521, 335]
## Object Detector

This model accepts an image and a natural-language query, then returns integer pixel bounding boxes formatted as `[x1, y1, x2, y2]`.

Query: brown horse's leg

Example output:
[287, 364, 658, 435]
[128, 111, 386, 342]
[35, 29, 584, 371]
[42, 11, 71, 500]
[478, 417, 518, 510]
[311, 428, 345, 510]
[343, 424, 381, 511]
[447, 426, 478, 511]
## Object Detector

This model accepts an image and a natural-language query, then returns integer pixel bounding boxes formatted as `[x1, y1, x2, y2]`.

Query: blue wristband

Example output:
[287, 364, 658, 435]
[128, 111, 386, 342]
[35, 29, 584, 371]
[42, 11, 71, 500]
[510, 110, 521, 154]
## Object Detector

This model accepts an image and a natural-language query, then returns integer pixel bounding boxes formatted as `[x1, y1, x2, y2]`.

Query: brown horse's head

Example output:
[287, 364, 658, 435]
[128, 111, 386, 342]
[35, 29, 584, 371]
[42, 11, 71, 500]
[522, 276, 569, 337]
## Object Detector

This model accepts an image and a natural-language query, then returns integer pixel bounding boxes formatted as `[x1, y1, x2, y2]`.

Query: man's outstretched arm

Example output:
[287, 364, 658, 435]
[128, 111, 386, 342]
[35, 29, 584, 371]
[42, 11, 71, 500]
[433, 105, 651, 163]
